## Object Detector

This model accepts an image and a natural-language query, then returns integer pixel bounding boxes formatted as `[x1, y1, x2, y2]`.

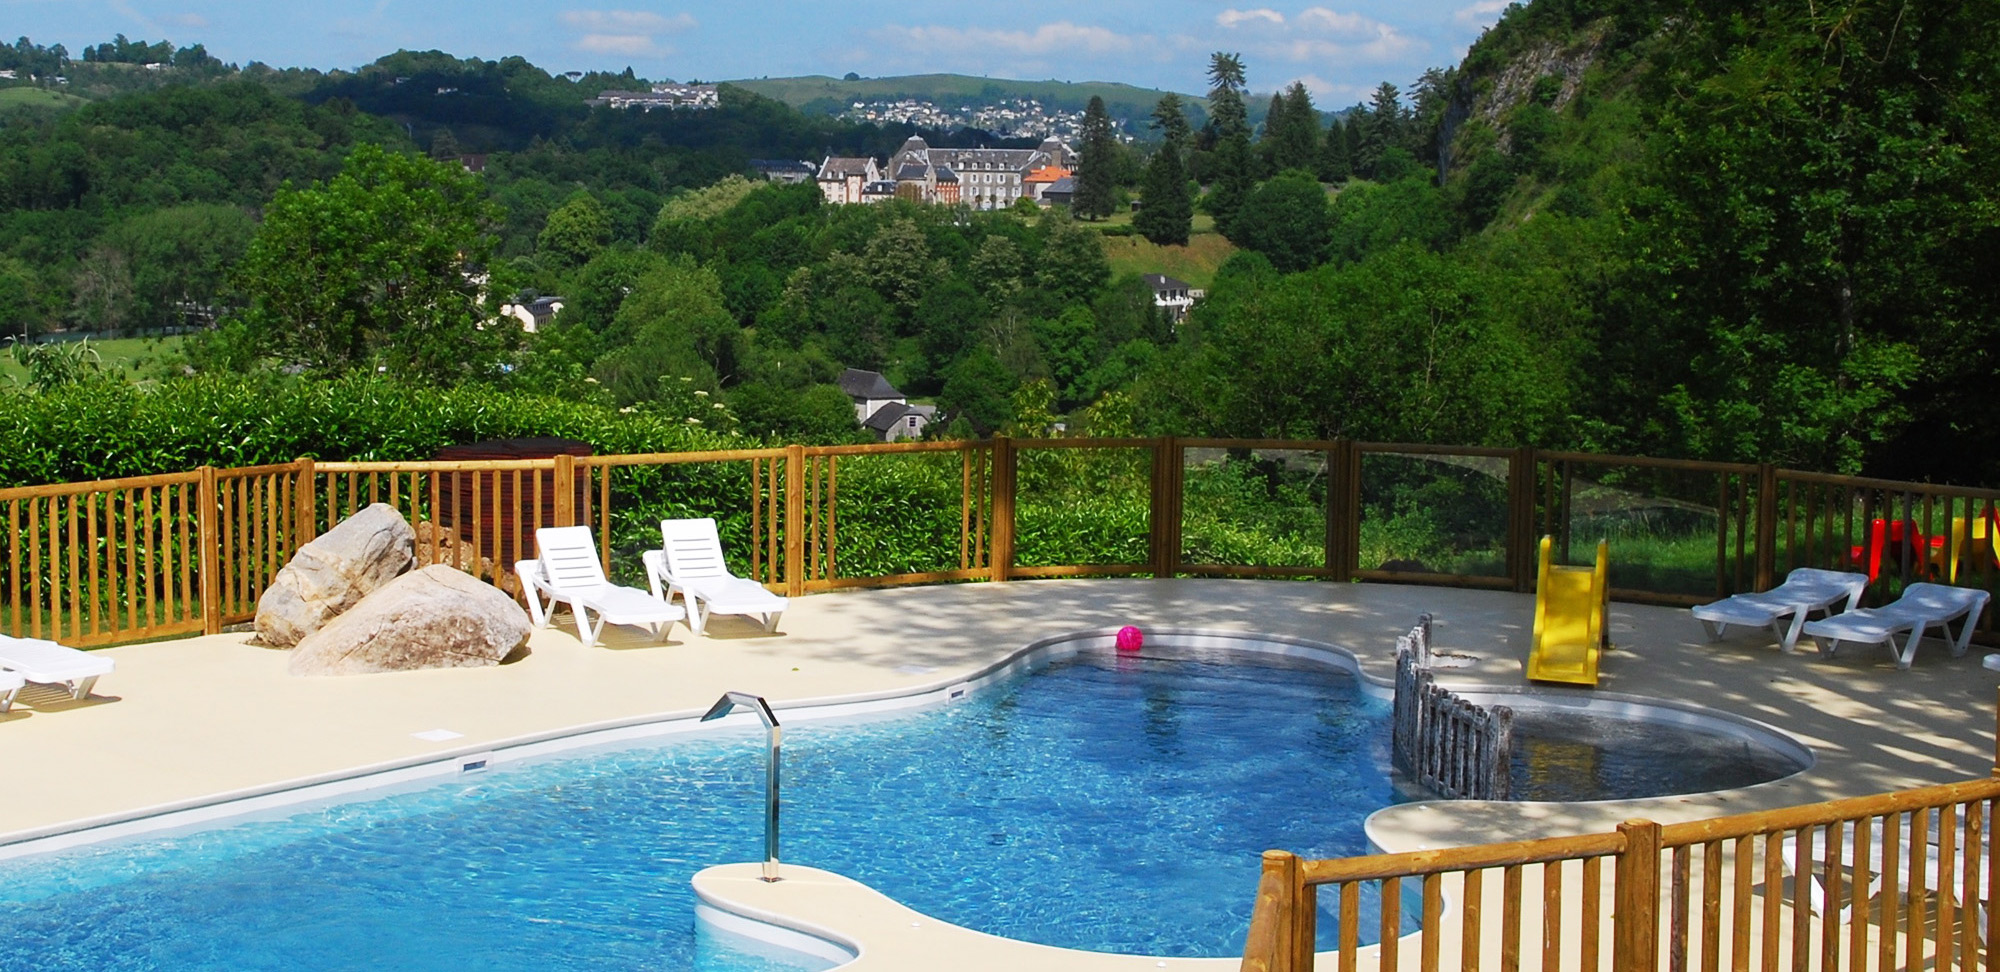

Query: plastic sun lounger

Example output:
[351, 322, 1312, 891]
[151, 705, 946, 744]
[644, 518, 787, 636]
[514, 526, 683, 648]
[0, 668, 22, 714]
[1689, 568, 1869, 653]
[1800, 582, 1992, 669]
[0, 635, 114, 707]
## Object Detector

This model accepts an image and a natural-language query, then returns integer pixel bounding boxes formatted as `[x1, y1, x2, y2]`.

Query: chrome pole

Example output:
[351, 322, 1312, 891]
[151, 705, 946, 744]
[702, 691, 783, 882]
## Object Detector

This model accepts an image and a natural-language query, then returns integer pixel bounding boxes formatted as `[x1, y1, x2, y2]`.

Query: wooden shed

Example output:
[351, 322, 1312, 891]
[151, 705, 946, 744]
[433, 437, 593, 567]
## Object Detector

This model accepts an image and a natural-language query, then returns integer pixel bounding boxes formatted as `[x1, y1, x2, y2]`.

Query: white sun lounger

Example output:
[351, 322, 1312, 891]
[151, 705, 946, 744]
[0, 635, 115, 707]
[1690, 568, 1869, 653]
[0, 669, 22, 714]
[1800, 582, 1992, 669]
[644, 518, 787, 636]
[515, 526, 683, 648]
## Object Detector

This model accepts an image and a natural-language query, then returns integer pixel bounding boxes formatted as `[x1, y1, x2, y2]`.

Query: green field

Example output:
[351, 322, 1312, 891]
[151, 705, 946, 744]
[0, 87, 88, 112]
[0, 335, 187, 385]
[727, 74, 1202, 124]
[1101, 231, 1236, 289]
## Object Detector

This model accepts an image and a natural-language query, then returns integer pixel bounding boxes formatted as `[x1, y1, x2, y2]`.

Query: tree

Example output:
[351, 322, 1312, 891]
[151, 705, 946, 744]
[1134, 95, 1193, 246]
[1256, 92, 1289, 177]
[537, 191, 613, 269]
[1319, 116, 1352, 183]
[938, 347, 1016, 434]
[1073, 96, 1118, 220]
[1355, 83, 1404, 179]
[1269, 83, 1320, 175]
[591, 257, 741, 402]
[106, 204, 256, 330]
[1202, 52, 1255, 236]
[233, 144, 513, 381]
[1230, 171, 1332, 273]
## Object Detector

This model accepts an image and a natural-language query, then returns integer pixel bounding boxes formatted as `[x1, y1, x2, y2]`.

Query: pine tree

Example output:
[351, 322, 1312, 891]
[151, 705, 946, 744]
[1203, 52, 1255, 237]
[1276, 82, 1320, 175]
[1319, 116, 1352, 183]
[1072, 96, 1118, 220]
[1354, 82, 1404, 179]
[1256, 91, 1287, 178]
[1134, 95, 1193, 247]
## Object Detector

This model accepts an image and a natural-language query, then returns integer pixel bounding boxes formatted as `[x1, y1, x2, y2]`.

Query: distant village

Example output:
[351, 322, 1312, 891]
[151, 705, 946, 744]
[836, 97, 1128, 143]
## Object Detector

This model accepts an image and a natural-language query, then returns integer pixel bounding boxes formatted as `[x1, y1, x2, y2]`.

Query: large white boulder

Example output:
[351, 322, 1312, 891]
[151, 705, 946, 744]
[287, 564, 531, 676]
[255, 503, 415, 647]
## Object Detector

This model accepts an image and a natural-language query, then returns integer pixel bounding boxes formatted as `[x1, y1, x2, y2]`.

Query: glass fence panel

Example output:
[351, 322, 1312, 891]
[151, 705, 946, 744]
[805, 449, 987, 582]
[599, 459, 767, 589]
[1544, 462, 1753, 597]
[1013, 446, 1151, 569]
[1358, 452, 1510, 578]
[1179, 447, 1328, 570]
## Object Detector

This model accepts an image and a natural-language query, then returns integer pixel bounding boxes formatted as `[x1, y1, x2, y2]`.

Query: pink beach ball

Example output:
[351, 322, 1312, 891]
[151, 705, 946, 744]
[1115, 626, 1144, 653]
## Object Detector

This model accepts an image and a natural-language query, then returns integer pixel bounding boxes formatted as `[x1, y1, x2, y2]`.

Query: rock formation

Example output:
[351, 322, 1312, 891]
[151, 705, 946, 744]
[287, 564, 531, 676]
[255, 503, 415, 647]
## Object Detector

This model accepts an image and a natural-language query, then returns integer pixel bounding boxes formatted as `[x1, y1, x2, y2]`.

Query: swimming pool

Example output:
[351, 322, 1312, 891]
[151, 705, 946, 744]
[0, 642, 1803, 969]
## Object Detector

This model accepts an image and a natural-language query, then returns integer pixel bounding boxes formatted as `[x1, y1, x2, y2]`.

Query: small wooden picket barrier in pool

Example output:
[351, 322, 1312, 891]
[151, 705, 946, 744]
[1242, 693, 2000, 972]
[1391, 614, 1514, 801]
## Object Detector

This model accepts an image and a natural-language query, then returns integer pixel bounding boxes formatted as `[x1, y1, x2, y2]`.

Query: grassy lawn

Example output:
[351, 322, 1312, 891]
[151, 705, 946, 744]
[1101, 231, 1237, 289]
[0, 87, 88, 111]
[0, 335, 188, 386]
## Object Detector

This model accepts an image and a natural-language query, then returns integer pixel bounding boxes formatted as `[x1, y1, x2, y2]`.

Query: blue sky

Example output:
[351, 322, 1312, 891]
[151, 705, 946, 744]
[7, 0, 1514, 105]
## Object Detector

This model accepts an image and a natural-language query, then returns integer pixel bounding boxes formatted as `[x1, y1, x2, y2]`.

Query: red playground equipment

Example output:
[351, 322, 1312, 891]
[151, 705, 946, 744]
[1847, 513, 1999, 584]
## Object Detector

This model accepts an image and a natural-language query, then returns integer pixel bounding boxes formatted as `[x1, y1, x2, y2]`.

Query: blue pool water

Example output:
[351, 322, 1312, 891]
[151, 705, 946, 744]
[0, 646, 1801, 969]
[0, 647, 1395, 969]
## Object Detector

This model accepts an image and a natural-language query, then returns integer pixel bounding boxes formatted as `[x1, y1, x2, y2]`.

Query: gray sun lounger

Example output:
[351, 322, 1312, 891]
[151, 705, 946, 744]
[1690, 568, 1869, 653]
[1800, 582, 1992, 669]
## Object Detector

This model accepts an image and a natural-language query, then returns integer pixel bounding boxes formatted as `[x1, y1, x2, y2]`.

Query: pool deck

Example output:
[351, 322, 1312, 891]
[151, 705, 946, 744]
[2, 578, 1995, 967]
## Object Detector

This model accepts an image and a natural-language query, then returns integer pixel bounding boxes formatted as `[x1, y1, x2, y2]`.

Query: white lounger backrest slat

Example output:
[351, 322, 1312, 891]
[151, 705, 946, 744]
[662, 518, 731, 580]
[535, 526, 608, 588]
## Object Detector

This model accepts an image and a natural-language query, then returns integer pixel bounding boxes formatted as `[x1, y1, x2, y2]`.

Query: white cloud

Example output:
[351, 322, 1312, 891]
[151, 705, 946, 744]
[1217, 9, 1286, 29]
[1205, 7, 1419, 65]
[560, 10, 695, 59]
[1281, 73, 1370, 105]
[574, 34, 661, 56]
[872, 21, 1138, 57]
[560, 10, 696, 33]
[1454, 0, 1514, 24]
[164, 12, 210, 29]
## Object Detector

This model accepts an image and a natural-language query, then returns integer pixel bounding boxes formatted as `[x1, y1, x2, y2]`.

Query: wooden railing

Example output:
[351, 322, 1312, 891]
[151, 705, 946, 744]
[0, 439, 1994, 646]
[1242, 773, 2000, 971]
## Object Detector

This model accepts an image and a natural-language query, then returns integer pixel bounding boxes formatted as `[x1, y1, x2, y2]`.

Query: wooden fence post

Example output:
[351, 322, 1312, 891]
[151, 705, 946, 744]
[1242, 849, 1301, 972]
[1754, 463, 1778, 591]
[1509, 446, 1537, 592]
[294, 457, 316, 547]
[1150, 436, 1181, 578]
[198, 465, 220, 635]
[1326, 439, 1356, 582]
[1614, 818, 1663, 972]
[990, 436, 1015, 582]
[552, 454, 575, 528]
[784, 444, 804, 598]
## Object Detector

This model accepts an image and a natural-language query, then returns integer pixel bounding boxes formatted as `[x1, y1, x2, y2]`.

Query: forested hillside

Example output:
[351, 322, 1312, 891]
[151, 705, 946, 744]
[0, 0, 1994, 490]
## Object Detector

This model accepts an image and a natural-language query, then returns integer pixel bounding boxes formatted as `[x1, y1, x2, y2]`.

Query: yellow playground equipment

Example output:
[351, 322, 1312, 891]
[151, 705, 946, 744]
[1525, 536, 1610, 686]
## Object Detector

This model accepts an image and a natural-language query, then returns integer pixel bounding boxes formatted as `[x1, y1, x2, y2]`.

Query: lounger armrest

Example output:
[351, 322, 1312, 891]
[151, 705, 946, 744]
[641, 549, 671, 601]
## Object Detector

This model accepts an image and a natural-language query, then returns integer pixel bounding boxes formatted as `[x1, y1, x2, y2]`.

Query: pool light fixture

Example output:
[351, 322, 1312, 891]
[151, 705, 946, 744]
[701, 691, 783, 882]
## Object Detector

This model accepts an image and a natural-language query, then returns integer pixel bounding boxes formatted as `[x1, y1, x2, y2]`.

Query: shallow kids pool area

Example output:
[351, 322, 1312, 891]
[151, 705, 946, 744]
[0, 634, 1812, 971]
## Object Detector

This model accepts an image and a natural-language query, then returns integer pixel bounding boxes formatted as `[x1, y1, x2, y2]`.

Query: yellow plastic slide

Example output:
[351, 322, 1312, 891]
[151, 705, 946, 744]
[1525, 536, 1609, 686]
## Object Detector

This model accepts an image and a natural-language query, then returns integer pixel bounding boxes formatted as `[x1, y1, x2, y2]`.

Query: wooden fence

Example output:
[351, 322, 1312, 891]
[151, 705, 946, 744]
[1241, 769, 2000, 971]
[0, 439, 1994, 647]
[1392, 615, 1514, 801]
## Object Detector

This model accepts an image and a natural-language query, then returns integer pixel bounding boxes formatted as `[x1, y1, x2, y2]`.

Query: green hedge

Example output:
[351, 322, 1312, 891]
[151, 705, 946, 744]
[0, 374, 738, 487]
